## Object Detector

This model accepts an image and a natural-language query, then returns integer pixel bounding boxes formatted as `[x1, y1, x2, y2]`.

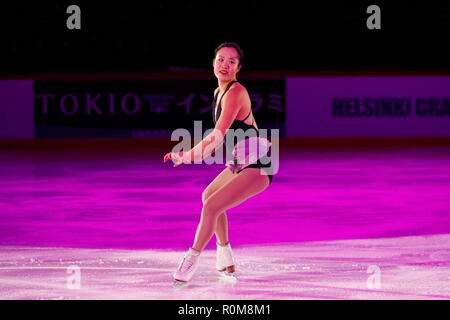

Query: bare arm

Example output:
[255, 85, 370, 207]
[181, 85, 243, 163]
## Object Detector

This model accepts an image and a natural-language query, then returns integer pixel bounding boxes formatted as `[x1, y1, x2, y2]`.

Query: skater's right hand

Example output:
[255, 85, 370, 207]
[163, 151, 183, 167]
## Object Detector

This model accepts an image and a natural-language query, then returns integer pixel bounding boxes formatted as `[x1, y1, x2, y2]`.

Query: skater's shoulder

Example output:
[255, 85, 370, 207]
[222, 82, 247, 103]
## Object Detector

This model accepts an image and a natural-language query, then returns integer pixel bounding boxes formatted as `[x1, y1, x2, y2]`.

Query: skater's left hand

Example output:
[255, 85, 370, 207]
[163, 151, 184, 167]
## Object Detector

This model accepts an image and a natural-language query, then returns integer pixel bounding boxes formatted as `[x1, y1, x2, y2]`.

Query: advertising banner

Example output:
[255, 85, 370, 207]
[35, 79, 285, 138]
[287, 77, 450, 137]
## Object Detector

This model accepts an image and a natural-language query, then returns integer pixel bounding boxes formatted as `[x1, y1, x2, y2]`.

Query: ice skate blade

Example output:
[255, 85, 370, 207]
[221, 272, 237, 278]
[226, 265, 235, 273]
[217, 265, 235, 273]
[173, 279, 189, 288]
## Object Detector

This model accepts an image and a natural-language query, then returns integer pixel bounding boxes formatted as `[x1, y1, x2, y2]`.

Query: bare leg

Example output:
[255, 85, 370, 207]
[215, 212, 229, 246]
[201, 168, 235, 247]
[192, 168, 270, 252]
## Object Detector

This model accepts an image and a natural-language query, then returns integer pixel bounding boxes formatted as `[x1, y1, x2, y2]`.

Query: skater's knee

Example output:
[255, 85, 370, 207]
[201, 189, 212, 205]
[202, 199, 222, 219]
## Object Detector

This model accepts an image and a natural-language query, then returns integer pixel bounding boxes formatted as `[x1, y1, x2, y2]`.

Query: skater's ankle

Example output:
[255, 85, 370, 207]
[217, 241, 230, 247]
[189, 247, 201, 255]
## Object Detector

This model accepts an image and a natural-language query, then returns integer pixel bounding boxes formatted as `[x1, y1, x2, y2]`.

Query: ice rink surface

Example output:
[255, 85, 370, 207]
[0, 146, 449, 299]
[1, 234, 450, 300]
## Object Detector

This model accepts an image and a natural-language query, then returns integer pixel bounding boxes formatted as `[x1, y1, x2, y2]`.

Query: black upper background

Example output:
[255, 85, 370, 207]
[1, 0, 449, 73]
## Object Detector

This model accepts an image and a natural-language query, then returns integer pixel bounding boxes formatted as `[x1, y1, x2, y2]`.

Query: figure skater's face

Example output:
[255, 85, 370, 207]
[213, 47, 241, 82]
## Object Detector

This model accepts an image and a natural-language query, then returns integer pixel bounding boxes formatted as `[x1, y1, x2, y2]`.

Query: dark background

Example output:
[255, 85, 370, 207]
[1, 0, 449, 74]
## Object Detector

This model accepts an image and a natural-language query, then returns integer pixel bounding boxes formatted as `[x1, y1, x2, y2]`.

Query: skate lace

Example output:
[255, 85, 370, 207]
[179, 256, 195, 272]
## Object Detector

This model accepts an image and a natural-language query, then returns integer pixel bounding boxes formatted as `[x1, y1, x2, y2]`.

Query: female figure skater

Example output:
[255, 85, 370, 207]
[163, 42, 273, 282]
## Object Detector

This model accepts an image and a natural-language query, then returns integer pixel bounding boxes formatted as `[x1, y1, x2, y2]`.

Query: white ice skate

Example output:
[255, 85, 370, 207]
[216, 242, 235, 274]
[173, 248, 200, 283]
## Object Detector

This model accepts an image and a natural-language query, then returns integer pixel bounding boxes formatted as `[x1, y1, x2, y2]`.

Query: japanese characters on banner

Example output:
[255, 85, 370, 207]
[286, 77, 450, 137]
[34, 80, 285, 138]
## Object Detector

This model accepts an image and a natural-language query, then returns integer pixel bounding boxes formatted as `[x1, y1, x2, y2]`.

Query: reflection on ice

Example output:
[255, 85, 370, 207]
[1, 234, 450, 300]
[1, 146, 450, 299]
